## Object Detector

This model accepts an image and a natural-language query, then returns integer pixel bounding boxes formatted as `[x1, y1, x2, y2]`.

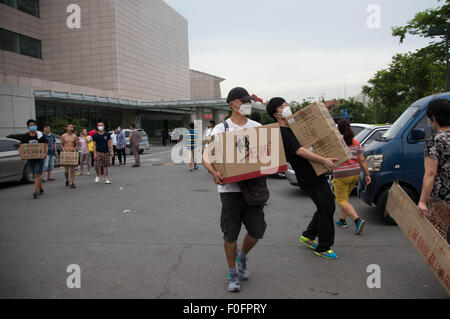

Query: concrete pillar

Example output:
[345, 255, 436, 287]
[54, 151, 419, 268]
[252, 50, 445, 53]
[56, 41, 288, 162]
[0, 84, 35, 137]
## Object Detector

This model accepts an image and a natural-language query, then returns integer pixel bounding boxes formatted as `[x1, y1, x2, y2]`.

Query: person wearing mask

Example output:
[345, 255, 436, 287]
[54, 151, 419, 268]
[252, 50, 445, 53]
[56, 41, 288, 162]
[42, 124, 57, 182]
[202, 87, 266, 293]
[418, 99, 450, 243]
[78, 129, 92, 176]
[129, 124, 142, 168]
[61, 124, 79, 189]
[93, 122, 113, 184]
[333, 119, 371, 234]
[116, 126, 126, 166]
[19, 119, 48, 199]
[266, 97, 339, 260]
[186, 122, 198, 172]
[111, 128, 118, 166]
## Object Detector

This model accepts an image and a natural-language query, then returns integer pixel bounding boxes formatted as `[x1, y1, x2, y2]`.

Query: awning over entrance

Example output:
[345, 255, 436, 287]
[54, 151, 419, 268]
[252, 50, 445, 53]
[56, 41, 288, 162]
[34, 90, 267, 113]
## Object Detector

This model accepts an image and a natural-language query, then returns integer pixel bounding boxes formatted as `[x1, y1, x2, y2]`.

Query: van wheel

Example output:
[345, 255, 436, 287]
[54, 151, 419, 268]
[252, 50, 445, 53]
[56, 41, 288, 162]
[22, 164, 34, 184]
[139, 149, 144, 154]
[377, 186, 419, 226]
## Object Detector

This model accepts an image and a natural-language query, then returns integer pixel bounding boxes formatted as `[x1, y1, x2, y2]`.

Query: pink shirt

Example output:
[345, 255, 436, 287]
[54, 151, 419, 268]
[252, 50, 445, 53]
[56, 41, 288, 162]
[79, 136, 91, 154]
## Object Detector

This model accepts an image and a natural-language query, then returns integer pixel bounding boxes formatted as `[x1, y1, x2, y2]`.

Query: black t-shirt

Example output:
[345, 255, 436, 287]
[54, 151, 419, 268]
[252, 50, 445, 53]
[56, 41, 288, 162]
[20, 132, 48, 145]
[93, 132, 111, 153]
[280, 126, 320, 183]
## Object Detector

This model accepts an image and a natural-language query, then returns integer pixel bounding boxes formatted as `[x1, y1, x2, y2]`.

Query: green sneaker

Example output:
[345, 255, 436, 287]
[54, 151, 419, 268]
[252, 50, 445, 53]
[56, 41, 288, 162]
[300, 236, 318, 250]
[314, 250, 338, 260]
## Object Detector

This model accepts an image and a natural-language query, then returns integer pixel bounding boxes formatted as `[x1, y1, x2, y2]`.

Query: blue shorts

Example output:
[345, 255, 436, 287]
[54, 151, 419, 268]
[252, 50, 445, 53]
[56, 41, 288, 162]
[27, 159, 44, 176]
[43, 155, 55, 171]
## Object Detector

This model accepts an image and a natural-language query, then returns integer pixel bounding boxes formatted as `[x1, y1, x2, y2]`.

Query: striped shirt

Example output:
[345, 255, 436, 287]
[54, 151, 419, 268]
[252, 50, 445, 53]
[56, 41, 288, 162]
[186, 129, 197, 150]
[333, 139, 363, 178]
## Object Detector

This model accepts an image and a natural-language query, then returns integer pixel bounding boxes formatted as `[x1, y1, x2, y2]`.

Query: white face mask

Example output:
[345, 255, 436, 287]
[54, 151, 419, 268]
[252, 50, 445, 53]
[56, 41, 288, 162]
[234, 102, 252, 116]
[281, 106, 293, 118]
[98, 126, 104, 131]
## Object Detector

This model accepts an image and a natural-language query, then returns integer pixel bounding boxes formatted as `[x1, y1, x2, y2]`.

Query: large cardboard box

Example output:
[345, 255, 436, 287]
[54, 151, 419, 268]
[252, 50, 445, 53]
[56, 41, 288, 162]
[286, 102, 351, 176]
[60, 151, 79, 166]
[19, 144, 47, 160]
[303, 130, 353, 176]
[208, 123, 287, 184]
[286, 102, 336, 145]
[386, 182, 450, 296]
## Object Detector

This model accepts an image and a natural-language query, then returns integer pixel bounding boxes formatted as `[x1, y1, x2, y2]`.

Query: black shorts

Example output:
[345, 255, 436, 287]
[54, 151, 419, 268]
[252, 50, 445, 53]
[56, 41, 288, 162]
[220, 192, 267, 243]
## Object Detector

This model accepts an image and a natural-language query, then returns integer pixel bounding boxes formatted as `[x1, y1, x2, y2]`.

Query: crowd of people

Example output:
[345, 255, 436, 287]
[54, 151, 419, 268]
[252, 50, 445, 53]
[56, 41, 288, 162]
[202, 87, 450, 293]
[17, 87, 449, 294]
[19, 121, 144, 198]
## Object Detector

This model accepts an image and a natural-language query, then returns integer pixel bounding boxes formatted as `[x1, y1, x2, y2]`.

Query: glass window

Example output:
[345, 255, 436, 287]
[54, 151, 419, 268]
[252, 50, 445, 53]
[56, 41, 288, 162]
[0, 140, 18, 152]
[0, 0, 16, 7]
[0, 28, 18, 53]
[17, 0, 39, 17]
[45, 105, 55, 119]
[19, 33, 41, 58]
[412, 115, 432, 142]
[0, 28, 41, 58]
[382, 105, 420, 141]
[365, 130, 387, 147]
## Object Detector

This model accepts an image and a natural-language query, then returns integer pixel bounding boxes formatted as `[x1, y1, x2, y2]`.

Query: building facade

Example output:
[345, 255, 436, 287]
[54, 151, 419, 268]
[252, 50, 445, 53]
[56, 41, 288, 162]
[0, 0, 226, 139]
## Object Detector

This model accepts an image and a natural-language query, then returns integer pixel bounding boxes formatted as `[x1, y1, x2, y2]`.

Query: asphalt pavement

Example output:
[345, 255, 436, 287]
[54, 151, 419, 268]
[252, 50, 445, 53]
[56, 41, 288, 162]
[0, 146, 447, 298]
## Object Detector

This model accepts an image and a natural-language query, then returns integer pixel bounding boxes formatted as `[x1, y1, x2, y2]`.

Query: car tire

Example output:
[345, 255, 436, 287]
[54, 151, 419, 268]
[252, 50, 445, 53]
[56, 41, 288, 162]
[139, 149, 144, 154]
[21, 163, 34, 184]
[377, 185, 419, 226]
[126, 147, 132, 156]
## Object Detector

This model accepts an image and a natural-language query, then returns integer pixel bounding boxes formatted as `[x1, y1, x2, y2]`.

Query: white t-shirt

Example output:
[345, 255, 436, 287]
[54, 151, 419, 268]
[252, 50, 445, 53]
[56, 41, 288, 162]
[209, 118, 261, 193]
[111, 133, 117, 146]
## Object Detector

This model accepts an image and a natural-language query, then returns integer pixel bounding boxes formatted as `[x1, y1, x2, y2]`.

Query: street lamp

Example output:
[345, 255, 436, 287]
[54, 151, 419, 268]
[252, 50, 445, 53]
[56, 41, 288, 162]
[428, 23, 450, 91]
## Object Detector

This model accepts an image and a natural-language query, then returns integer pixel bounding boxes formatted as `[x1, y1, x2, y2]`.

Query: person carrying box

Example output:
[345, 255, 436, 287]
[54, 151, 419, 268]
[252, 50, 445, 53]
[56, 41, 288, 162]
[19, 119, 48, 199]
[266, 98, 339, 260]
[202, 87, 267, 293]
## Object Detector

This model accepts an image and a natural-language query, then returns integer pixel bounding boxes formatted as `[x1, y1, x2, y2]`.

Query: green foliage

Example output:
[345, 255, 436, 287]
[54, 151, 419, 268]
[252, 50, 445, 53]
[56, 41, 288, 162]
[330, 98, 372, 123]
[260, 112, 276, 125]
[45, 116, 88, 135]
[363, 0, 448, 124]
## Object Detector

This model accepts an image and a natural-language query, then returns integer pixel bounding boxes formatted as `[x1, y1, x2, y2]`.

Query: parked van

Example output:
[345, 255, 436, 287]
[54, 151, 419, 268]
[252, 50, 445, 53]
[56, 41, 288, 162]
[359, 92, 450, 224]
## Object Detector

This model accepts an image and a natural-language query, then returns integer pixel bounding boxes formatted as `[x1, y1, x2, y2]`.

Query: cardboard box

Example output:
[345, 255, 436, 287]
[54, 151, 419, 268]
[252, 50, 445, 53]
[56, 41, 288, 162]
[386, 182, 450, 296]
[19, 144, 47, 160]
[286, 102, 351, 176]
[60, 151, 79, 166]
[208, 123, 287, 184]
[286, 102, 337, 145]
[304, 130, 353, 176]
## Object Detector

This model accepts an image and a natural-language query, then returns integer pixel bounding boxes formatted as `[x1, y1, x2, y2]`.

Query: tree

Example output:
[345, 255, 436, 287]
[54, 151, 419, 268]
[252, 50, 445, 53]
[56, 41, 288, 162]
[363, 0, 448, 123]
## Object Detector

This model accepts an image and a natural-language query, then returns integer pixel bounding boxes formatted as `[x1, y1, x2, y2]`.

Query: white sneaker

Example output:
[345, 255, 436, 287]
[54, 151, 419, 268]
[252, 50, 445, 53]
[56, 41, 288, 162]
[95, 176, 100, 183]
[104, 180, 111, 184]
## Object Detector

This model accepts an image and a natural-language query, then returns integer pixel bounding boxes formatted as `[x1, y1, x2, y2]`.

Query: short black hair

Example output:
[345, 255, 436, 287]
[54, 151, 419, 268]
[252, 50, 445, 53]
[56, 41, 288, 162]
[130, 123, 136, 129]
[189, 122, 195, 129]
[27, 119, 37, 127]
[209, 120, 216, 125]
[427, 99, 450, 127]
[43, 124, 50, 128]
[266, 97, 286, 120]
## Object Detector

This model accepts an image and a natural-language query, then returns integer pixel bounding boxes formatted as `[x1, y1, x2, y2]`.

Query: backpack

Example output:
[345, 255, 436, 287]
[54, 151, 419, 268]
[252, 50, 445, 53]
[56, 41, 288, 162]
[222, 120, 270, 206]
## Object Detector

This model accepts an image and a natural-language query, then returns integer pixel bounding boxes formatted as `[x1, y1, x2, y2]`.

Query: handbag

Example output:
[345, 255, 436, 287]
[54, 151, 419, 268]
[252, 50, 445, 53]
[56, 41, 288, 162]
[238, 177, 270, 206]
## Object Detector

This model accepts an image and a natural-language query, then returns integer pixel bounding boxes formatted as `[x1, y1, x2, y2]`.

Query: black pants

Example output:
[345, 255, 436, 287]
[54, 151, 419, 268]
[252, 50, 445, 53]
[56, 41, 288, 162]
[90, 151, 94, 167]
[300, 176, 336, 253]
[117, 148, 126, 164]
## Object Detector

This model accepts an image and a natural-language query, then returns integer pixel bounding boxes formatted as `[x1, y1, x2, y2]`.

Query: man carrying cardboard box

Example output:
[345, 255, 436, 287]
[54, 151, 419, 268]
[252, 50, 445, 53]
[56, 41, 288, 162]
[61, 124, 79, 189]
[19, 119, 48, 199]
[202, 87, 267, 293]
[267, 98, 339, 260]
